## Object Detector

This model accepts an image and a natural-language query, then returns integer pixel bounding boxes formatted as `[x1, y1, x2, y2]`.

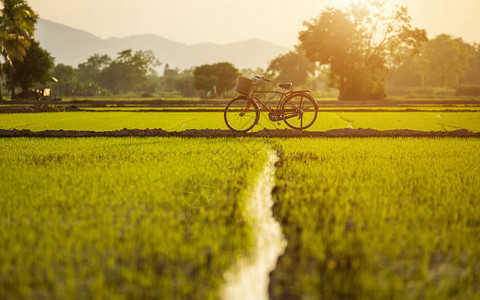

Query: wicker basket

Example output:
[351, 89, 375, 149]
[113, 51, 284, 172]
[235, 76, 254, 96]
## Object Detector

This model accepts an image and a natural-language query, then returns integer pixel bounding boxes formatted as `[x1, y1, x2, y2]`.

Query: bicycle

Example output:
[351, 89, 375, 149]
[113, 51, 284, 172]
[224, 75, 318, 132]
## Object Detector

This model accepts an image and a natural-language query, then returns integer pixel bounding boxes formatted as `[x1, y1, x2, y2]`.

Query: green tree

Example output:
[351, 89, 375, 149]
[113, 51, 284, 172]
[299, 1, 427, 100]
[174, 68, 197, 97]
[52, 63, 77, 97]
[163, 63, 180, 77]
[0, 0, 38, 100]
[77, 54, 111, 83]
[160, 63, 181, 93]
[193, 62, 238, 98]
[267, 50, 315, 87]
[387, 52, 424, 88]
[76, 54, 111, 96]
[3, 39, 54, 98]
[99, 49, 160, 94]
[422, 34, 474, 87]
[388, 35, 477, 89]
[464, 43, 480, 84]
[193, 72, 217, 98]
[212, 62, 239, 96]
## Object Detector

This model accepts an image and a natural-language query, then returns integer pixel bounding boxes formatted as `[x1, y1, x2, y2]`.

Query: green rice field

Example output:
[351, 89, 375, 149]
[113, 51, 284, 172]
[1, 137, 479, 299]
[270, 138, 480, 299]
[1, 111, 479, 132]
[0, 138, 267, 299]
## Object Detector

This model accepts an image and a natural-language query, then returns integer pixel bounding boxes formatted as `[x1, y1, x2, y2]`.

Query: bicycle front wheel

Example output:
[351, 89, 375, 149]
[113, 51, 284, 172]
[224, 97, 260, 132]
[281, 93, 318, 130]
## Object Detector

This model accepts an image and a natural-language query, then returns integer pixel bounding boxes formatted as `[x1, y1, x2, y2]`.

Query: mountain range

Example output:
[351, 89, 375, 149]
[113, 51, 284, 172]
[35, 19, 290, 71]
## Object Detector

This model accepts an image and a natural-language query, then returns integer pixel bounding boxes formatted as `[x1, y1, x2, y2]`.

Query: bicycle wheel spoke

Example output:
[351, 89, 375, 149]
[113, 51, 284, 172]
[224, 97, 259, 132]
[282, 94, 318, 130]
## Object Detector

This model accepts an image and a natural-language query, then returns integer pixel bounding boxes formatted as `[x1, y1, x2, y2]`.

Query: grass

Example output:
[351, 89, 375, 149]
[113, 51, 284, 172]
[0, 137, 479, 298]
[335, 112, 480, 131]
[269, 138, 480, 299]
[0, 111, 479, 132]
[0, 137, 269, 299]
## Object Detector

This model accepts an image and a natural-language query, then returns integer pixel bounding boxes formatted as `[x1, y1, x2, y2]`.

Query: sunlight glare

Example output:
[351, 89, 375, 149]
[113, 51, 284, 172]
[334, 0, 378, 10]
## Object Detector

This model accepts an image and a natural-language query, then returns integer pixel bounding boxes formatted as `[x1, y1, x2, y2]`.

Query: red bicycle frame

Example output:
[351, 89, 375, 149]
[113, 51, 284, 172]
[242, 89, 311, 117]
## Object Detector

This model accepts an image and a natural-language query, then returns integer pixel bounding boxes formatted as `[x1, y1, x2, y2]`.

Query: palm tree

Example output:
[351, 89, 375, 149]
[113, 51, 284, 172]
[0, 0, 37, 100]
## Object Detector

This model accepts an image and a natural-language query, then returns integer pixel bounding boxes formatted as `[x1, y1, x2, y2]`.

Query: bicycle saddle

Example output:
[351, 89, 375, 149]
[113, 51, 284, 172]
[279, 83, 293, 89]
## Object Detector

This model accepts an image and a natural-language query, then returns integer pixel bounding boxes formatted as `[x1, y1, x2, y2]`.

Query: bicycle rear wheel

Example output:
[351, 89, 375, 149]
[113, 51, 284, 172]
[224, 97, 260, 132]
[281, 93, 318, 130]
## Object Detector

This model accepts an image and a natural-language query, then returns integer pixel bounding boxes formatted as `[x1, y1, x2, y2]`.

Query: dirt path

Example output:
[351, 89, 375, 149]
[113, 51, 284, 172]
[1, 128, 479, 138]
[222, 151, 286, 300]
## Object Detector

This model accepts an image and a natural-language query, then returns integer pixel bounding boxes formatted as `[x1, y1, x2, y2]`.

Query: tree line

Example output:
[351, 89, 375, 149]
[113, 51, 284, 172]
[53, 58, 249, 98]
[53, 50, 160, 97]
[269, 33, 480, 99]
[388, 34, 480, 91]
[1, 0, 480, 101]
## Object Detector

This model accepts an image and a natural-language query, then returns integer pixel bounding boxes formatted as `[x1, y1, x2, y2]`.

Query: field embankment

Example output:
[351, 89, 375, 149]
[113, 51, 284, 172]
[1, 128, 479, 138]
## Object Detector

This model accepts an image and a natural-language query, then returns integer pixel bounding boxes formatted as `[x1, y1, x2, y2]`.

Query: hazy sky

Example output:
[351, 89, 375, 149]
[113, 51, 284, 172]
[28, 0, 480, 47]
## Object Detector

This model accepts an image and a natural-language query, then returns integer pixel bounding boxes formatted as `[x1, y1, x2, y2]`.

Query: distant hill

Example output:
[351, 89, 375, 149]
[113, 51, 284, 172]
[35, 19, 290, 70]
